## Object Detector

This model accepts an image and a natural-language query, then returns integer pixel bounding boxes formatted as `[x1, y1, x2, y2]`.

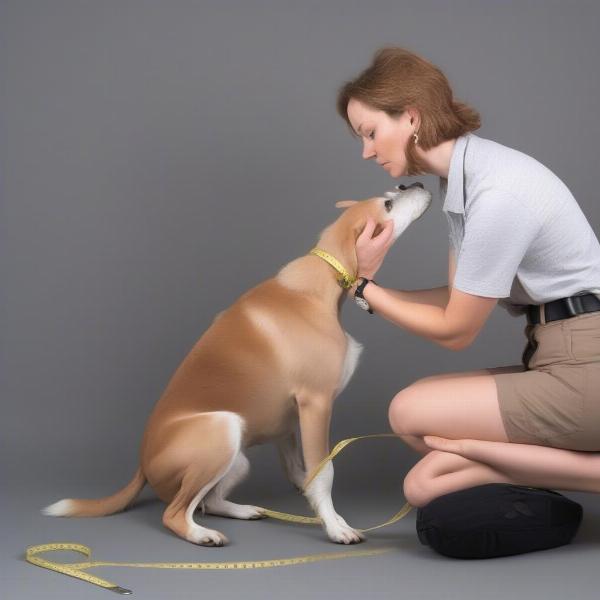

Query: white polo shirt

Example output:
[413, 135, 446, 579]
[439, 132, 600, 316]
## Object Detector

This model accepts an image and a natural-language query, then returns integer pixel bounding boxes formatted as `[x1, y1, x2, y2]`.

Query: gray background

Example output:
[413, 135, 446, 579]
[2, 1, 600, 598]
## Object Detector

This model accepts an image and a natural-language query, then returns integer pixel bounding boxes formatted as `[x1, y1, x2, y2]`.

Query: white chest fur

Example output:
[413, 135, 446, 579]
[335, 332, 363, 398]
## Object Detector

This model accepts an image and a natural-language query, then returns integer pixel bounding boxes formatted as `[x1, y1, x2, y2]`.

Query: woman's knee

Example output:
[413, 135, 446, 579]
[402, 451, 446, 506]
[388, 369, 500, 433]
[403, 471, 426, 506]
[388, 386, 421, 434]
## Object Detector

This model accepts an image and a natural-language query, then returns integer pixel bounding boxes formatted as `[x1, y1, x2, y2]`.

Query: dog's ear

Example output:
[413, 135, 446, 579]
[335, 200, 358, 209]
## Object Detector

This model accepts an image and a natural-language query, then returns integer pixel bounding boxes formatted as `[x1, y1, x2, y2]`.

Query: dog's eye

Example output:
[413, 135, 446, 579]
[396, 184, 407, 191]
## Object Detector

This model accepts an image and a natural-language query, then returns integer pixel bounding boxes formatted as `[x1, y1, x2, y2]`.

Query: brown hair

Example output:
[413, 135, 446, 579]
[336, 46, 481, 176]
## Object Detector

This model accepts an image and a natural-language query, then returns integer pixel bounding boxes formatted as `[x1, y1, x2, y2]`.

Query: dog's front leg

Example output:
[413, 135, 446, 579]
[276, 427, 306, 493]
[297, 397, 365, 544]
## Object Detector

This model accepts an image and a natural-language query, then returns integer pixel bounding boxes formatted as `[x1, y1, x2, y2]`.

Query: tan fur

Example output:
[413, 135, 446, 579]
[41, 185, 432, 545]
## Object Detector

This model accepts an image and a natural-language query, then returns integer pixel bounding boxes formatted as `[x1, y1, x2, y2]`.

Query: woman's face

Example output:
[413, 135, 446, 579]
[346, 98, 416, 178]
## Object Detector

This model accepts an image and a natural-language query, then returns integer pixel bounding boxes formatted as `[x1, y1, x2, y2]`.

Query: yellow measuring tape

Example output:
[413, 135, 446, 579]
[309, 247, 358, 289]
[26, 433, 413, 594]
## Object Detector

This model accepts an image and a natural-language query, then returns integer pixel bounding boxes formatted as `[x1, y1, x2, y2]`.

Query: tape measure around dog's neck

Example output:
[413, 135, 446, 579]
[25, 433, 412, 594]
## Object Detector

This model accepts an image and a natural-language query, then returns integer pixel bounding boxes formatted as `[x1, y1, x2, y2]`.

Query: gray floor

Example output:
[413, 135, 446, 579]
[5, 476, 600, 599]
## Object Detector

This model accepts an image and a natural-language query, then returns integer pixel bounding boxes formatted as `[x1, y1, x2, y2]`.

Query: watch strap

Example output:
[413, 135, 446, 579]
[354, 277, 377, 314]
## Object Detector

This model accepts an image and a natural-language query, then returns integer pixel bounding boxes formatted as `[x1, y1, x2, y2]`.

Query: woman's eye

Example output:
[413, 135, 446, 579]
[368, 131, 375, 140]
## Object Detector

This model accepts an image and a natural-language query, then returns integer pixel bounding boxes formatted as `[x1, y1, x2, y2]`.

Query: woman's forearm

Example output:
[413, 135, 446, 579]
[385, 285, 450, 309]
[357, 284, 456, 349]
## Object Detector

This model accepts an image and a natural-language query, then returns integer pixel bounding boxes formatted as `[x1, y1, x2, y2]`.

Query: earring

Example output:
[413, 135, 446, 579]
[413, 131, 419, 145]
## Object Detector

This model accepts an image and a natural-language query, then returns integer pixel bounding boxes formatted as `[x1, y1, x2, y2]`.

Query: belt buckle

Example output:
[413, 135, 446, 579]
[564, 295, 584, 317]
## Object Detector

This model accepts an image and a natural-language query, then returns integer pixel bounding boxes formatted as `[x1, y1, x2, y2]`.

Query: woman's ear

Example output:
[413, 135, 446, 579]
[335, 200, 358, 208]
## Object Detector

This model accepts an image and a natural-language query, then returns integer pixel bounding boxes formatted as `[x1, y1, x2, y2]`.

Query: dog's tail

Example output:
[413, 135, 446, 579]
[41, 466, 147, 518]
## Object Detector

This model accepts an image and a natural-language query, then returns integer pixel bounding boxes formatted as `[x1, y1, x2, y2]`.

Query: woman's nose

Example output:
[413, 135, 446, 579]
[362, 141, 376, 160]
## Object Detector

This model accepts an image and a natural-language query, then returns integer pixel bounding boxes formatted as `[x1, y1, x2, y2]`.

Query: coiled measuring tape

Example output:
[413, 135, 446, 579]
[26, 433, 413, 594]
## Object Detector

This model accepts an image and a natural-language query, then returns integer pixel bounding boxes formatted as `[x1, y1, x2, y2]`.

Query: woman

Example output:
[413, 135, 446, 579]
[337, 46, 600, 508]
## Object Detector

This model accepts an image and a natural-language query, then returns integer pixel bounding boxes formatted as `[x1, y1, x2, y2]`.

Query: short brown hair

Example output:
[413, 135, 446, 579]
[336, 46, 481, 176]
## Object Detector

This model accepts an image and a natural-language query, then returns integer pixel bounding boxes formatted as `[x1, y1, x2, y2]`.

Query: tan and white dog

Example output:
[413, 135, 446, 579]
[42, 183, 432, 546]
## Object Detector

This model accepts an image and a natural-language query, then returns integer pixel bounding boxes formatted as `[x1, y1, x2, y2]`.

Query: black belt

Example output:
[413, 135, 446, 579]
[526, 293, 600, 325]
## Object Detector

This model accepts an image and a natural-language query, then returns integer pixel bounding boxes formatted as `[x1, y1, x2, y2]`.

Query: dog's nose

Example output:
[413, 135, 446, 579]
[395, 182, 425, 191]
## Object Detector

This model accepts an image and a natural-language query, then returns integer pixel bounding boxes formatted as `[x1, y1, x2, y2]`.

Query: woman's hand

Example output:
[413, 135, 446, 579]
[354, 217, 395, 281]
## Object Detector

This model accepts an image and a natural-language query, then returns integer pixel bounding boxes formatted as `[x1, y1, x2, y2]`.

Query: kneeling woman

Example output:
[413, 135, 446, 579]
[337, 46, 600, 508]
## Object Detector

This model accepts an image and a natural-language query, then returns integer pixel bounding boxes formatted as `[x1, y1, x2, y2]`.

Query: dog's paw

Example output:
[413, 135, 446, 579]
[326, 521, 365, 545]
[236, 505, 268, 520]
[203, 501, 268, 520]
[187, 527, 229, 547]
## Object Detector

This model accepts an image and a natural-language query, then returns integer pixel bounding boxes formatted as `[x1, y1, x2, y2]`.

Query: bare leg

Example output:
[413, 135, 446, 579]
[390, 364, 600, 507]
[426, 436, 600, 492]
[394, 366, 523, 457]
[404, 436, 600, 507]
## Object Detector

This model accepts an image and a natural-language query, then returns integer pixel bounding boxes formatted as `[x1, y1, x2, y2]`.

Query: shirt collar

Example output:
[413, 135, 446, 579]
[440, 133, 471, 214]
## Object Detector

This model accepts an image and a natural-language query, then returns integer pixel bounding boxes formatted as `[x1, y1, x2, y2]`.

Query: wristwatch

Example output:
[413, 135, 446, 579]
[354, 277, 377, 314]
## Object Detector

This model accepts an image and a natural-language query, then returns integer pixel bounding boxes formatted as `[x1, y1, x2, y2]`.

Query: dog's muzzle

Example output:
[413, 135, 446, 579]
[384, 182, 425, 210]
[397, 182, 425, 190]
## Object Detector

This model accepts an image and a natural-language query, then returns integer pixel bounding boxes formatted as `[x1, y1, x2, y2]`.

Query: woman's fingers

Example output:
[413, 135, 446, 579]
[383, 219, 395, 241]
[354, 218, 395, 279]
[358, 217, 376, 242]
[359, 218, 394, 245]
[373, 219, 395, 247]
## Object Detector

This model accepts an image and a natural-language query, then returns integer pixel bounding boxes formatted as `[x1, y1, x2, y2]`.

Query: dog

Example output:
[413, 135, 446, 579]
[42, 182, 432, 546]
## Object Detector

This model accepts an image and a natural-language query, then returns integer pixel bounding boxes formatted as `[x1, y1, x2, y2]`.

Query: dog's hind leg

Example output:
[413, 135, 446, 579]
[157, 411, 246, 546]
[202, 452, 266, 519]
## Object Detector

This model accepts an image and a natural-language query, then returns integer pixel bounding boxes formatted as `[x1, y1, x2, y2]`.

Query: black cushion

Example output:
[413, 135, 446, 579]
[416, 483, 583, 559]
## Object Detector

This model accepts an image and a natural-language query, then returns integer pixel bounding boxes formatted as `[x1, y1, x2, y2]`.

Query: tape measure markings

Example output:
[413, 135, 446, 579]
[26, 432, 413, 594]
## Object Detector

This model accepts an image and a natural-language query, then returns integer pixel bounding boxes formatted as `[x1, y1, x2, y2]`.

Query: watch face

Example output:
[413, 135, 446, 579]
[355, 296, 370, 310]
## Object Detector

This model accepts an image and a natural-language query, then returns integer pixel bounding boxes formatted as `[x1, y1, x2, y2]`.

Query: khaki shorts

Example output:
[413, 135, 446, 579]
[493, 311, 600, 451]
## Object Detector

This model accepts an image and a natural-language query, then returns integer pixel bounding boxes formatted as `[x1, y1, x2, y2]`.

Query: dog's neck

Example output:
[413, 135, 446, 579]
[275, 221, 358, 311]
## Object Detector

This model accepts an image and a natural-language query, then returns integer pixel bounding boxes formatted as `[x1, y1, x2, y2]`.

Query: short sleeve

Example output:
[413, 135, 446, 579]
[452, 191, 542, 298]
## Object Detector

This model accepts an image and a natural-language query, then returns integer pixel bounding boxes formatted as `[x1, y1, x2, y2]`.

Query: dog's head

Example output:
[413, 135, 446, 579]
[334, 182, 432, 241]
[311, 182, 432, 286]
